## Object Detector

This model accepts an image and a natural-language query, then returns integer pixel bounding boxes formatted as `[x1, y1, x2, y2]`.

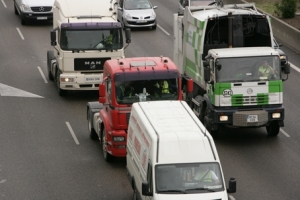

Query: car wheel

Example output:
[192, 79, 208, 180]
[102, 127, 113, 162]
[152, 25, 157, 30]
[21, 17, 27, 25]
[14, 5, 18, 15]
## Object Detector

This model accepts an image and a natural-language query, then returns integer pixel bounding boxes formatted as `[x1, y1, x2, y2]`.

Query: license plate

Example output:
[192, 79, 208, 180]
[247, 115, 258, 122]
[85, 77, 101, 82]
[37, 17, 47, 20]
[136, 20, 146, 23]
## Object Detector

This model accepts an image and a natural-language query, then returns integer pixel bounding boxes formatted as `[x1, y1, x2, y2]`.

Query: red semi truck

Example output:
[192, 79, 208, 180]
[87, 57, 192, 161]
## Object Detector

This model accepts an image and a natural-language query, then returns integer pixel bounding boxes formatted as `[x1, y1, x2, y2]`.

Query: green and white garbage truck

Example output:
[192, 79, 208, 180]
[173, 1, 290, 136]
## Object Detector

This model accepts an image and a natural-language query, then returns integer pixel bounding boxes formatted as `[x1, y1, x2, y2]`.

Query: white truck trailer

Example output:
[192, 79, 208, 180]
[47, 0, 131, 96]
[126, 100, 236, 200]
[173, 1, 290, 136]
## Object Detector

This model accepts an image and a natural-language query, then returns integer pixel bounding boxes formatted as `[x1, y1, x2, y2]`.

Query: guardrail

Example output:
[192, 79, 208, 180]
[224, 0, 300, 54]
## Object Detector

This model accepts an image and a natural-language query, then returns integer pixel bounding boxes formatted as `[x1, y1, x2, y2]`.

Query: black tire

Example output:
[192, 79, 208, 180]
[152, 25, 157, 30]
[266, 121, 280, 136]
[14, 5, 18, 15]
[21, 17, 26, 25]
[88, 110, 98, 140]
[133, 190, 137, 200]
[102, 128, 113, 162]
[204, 116, 218, 137]
[55, 70, 67, 96]
[47, 51, 55, 81]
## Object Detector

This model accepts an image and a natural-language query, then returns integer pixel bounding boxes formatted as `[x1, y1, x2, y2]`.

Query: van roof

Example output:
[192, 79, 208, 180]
[135, 101, 217, 163]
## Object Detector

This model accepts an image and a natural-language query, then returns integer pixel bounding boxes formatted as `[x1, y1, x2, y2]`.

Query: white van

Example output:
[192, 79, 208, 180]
[126, 101, 236, 200]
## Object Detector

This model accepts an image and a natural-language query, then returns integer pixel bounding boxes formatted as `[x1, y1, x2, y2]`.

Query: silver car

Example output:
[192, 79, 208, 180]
[14, 0, 54, 25]
[117, 0, 157, 29]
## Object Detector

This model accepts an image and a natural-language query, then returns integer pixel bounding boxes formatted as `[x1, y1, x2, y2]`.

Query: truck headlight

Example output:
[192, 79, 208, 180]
[272, 113, 281, 119]
[61, 78, 74, 82]
[220, 115, 228, 121]
[113, 137, 125, 142]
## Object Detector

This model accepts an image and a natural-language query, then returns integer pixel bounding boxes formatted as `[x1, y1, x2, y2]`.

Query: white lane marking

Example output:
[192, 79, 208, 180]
[0, 179, 6, 184]
[1, 0, 7, 8]
[0, 83, 43, 98]
[16, 28, 25, 40]
[280, 128, 290, 137]
[290, 62, 300, 73]
[37, 66, 48, 84]
[229, 195, 235, 200]
[66, 122, 80, 145]
[157, 24, 170, 36]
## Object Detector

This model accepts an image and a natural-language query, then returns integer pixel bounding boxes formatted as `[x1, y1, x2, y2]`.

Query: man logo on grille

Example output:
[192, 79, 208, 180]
[222, 89, 233, 97]
[39, 7, 44, 12]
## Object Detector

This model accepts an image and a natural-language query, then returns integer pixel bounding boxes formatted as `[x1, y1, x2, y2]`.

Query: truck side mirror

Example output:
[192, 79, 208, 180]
[125, 28, 131, 43]
[227, 177, 236, 193]
[99, 84, 106, 104]
[187, 79, 193, 93]
[204, 66, 210, 82]
[142, 182, 153, 196]
[284, 62, 290, 74]
[50, 31, 57, 46]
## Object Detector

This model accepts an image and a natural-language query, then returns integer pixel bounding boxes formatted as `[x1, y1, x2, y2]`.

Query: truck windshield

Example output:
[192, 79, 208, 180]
[60, 28, 123, 51]
[115, 79, 179, 104]
[155, 163, 224, 194]
[215, 56, 281, 83]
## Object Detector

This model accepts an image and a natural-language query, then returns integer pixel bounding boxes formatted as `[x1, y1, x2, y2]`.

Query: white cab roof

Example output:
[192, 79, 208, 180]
[209, 47, 280, 58]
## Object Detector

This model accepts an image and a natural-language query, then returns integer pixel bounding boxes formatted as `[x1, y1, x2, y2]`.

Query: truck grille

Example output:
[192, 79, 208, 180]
[232, 94, 268, 105]
[233, 110, 268, 127]
[74, 57, 110, 71]
[31, 7, 52, 12]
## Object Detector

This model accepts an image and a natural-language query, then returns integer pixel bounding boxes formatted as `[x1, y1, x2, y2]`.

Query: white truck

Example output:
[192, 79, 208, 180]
[47, 0, 131, 96]
[173, 1, 290, 136]
[126, 100, 236, 200]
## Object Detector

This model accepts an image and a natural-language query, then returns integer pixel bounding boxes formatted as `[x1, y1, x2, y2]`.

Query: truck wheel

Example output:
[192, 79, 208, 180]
[47, 51, 54, 81]
[266, 121, 280, 136]
[55, 71, 67, 96]
[102, 128, 113, 162]
[204, 116, 218, 137]
[88, 110, 98, 140]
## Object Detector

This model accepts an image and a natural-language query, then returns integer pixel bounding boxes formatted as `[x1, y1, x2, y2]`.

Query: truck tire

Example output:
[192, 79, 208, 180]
[47, 51, 54, 81]
[204, 116, 218, 138]
[88, 109, 98, 140]
[102, 127, 113, 162]
[55, 70, 67, 96]
[266, 121, 280, 136]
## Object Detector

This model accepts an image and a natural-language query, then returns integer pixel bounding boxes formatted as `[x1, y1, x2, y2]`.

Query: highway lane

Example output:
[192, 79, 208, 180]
[1, 0, 300, 199]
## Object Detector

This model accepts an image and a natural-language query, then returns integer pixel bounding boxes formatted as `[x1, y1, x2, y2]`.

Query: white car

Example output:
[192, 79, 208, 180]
[14, 0, 54, 25]
[117, 0, 157, 29]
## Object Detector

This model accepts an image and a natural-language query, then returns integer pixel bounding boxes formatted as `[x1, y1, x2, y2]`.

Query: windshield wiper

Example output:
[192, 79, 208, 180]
[159, 189, 187, 194]
[185, 187, 216, 192]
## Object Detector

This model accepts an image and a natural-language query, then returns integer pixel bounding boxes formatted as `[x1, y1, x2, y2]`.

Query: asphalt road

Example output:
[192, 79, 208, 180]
[1, 0, 300, 199]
